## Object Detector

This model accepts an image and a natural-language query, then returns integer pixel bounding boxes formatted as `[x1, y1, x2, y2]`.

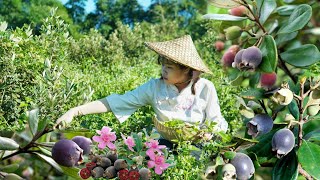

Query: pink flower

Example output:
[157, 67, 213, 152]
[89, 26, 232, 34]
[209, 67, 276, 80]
[92, 126, 116, 150]
[146, 150, 170, 175]
[121, 133, 136, 152]
[145, 139, 166, 155]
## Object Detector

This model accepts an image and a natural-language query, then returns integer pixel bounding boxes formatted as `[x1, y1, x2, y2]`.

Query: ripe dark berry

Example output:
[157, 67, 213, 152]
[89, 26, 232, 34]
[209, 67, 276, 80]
[106, 151, 118, 164]
[222, 51, 236, 67]
[260, 72, 277, 89]
[240, 46, 262, 70]
[230, 153, 255, 180]
[72, 136, 92, 155]
[272, 128, 295, 158]
[247, 114, 273, 138]
[104, 166, 117, 179]
[85, 162, 96, 171]
[97, 157, 112, 169]
[114, 159, 128, 171]
[118, 169, 129, 180]
[139, 168, 152, 180]
[79, 168, 91, 179]
[52, 139, 83, 167]
[91, 166, 104, 178]
[214, 41, 225, 52]
[128, 169, 140, 180]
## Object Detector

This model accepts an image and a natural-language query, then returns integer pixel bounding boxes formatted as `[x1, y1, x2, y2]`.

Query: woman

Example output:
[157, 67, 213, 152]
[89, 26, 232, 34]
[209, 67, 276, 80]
[55, 35, 228, 145]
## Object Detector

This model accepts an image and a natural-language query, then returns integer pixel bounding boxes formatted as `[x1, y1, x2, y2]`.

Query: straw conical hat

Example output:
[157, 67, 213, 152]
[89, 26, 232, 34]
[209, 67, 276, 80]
[145, 35, 212, 74]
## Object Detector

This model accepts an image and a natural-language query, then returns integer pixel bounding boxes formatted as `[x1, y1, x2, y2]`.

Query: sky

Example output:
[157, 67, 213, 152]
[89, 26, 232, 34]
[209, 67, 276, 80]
[60, 0, 152, 13]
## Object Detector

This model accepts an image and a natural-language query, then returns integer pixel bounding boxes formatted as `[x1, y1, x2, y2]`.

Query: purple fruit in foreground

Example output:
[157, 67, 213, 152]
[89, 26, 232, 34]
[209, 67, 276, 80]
[72, 136, 92, 155]
[247, 114, 273, 138]
[230, 153, 255, 180]
[52, 139, 83, 167]
[272, 128, 295, 158]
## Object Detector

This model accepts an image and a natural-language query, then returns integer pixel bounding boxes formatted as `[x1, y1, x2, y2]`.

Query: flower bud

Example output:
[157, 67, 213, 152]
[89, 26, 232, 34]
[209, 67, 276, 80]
[271, 88, 294, 105]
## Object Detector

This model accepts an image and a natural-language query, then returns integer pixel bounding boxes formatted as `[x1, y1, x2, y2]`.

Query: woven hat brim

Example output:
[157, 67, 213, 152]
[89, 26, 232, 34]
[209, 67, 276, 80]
[145, 35, 213, 74]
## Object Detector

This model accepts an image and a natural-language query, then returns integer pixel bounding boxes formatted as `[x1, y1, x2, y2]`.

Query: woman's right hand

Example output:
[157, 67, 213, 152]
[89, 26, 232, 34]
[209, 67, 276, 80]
[55, 108, 76, 129]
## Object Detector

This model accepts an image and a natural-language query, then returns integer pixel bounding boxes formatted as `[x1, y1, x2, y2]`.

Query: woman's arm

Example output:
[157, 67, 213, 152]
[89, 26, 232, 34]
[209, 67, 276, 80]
[55, 98, 111, 128]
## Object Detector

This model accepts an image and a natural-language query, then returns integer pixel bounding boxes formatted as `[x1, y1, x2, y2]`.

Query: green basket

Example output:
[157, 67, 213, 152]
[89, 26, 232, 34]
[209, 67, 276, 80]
[152, 116, 203, 143]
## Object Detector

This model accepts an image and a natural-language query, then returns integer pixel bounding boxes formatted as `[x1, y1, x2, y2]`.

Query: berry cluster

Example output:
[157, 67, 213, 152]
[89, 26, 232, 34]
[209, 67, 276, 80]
[79, 152, 151, 180]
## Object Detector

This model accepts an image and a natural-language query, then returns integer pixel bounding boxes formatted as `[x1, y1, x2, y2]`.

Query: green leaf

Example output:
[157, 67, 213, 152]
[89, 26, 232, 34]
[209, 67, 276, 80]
[257, 0, 277, 24]
[288, 100, 299, 119]
[272, 150, 298, 180]
[224, 151, 236, 160]
[0, 164, 20, 173]
[275, 31, 298, 45]
[275, 5, 297, 16]
[241, 88, 266, 100]
[202, 14, 248, 21]
[277, 4, 312, 34]
[0, 137, 19, 150]
[304, 129, 320, 142]
[298, 140, 320, 179]
[27, 108, 39, 136]
[208, 0, 242, 9]
[259, 35, 278, 73]
[132, 133, 143, 152]
[280, 44, 320, 67]
[34, 152, 63, 172]
[247, 130, 277, 158]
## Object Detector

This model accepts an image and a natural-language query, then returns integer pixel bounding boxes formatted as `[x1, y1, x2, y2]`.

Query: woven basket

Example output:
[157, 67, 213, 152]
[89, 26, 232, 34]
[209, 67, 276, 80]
[152, 116, 202, 143]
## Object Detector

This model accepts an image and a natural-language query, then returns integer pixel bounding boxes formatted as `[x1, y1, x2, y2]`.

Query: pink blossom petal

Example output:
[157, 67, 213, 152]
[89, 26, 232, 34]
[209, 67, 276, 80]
[101, 126, 111, 133]
[146, 149, 155, 160]
[160, 163, 170, 170]
[158, 145, 166, 149]
[98, 141, 107, 149]
[128, 146, 135, 152]
[96, 130, 101, 134]
[148, 161, 155, 168]
[106, 142, 116, 150]
[154, 166, 163, 175]
[109, 132, 117, 141]
[92, 136, 103, 143]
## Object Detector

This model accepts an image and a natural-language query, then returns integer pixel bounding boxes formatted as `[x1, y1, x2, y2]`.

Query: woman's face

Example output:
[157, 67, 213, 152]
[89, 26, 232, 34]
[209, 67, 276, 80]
[159, 57, 190, 85]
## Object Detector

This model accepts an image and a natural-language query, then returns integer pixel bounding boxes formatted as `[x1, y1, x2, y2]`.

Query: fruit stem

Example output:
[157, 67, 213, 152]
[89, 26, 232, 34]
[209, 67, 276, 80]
[277, 55, 298, 84]
[298, 164, 313, 180]
[298, 80, 305, 147]
[1, 126, 51, 161]
[242, 0, 267, 34]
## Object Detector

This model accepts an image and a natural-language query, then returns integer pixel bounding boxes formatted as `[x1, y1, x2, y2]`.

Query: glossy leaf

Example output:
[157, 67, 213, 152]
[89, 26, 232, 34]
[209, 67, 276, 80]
[259, 35, 278, 73]
[280, 44, 320, 67]
[241, 88, 266, 100]
[257, 0, 277, 24]
[298, 140, 320, 179]
[304, 129, 320, 142]
[35, 152, 63, 172]
[272, 150, 298, 180]
[277, 4, 312, 34]
[0, 137, 19, 150]
[27, 108, 39, 136]
[247, 130, 277, 158]
[0, 164, 20, 173]
[288, 100, 299, 119]
[202, 14, 247, 21]
[275, 5, 297, 16]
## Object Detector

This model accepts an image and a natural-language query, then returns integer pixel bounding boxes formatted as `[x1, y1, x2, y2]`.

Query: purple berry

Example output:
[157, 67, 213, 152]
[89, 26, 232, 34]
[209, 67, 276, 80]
[52, 139, 83, 167]
[71, 136, 92, 155]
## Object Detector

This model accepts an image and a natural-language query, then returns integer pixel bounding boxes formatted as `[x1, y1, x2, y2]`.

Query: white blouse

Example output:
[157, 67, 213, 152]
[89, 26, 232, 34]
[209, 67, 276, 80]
[106, 78, 228, 132]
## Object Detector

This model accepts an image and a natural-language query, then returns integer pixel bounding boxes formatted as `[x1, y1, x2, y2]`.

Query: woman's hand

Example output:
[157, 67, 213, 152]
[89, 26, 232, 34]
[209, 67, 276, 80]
[55, 108, 76, 129]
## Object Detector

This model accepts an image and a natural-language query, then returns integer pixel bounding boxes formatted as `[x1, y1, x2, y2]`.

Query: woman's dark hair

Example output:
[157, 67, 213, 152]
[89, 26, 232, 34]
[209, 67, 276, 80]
[157, 55, 200, 95]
